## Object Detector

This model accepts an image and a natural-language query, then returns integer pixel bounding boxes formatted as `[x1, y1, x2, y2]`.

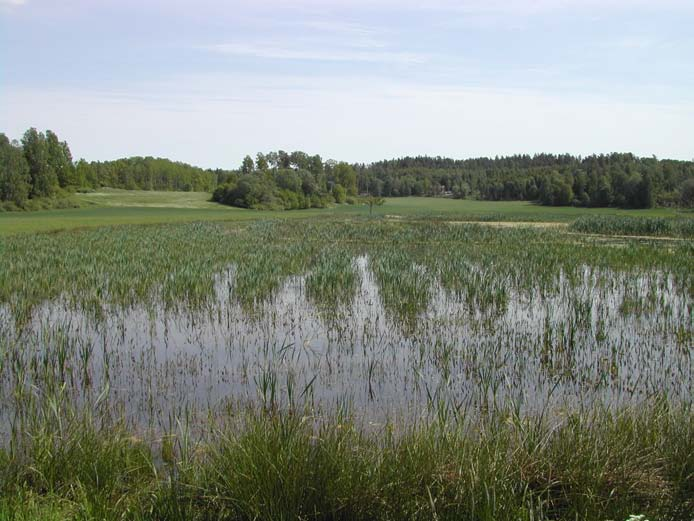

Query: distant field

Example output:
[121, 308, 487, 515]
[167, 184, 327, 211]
[74, 188, 222, 209]
[0, 189, 690, 235]
[333, 197, 687, 220]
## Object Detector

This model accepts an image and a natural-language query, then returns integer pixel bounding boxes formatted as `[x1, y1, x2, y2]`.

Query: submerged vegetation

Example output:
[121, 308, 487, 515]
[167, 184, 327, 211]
[0, 217, 692, 519]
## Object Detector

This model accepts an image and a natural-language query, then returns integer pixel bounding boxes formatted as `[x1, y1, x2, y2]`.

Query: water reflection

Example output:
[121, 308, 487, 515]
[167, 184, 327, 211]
[1, 255, 691, 433]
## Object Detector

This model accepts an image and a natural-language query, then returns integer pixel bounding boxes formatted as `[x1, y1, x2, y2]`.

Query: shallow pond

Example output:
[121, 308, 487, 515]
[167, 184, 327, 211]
[1, 254, 692, 435]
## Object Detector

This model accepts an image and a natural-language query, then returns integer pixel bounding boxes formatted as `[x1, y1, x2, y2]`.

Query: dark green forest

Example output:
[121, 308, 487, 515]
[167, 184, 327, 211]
[0, 128, 220, 210]
[78, 157, 218, 193]
[212, 152, 358, 210]
[215, 151, 694, 210]
[356, 154, 694, 209]
[2, 128, 694, 211]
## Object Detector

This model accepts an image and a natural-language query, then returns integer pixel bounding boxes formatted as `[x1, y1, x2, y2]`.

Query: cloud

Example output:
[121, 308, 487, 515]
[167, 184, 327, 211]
[200, 15, 423, 65]
[291, 20, 389, 48]
[204, 42, 429, 65]
[609, 37, 661, 50]
[223, 0, 693, 13]
[3, 0, 692, 168]
[4, 74, 692, 169]
[295, 20, 383, 37]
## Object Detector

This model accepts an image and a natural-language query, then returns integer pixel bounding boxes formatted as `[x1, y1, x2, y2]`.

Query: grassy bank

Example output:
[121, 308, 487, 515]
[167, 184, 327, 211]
[1, 402, 692, 521]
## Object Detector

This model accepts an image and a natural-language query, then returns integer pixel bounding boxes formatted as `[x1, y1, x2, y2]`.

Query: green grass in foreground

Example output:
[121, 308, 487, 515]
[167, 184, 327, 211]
[0, 402, 691, 521]
[0, 190, 689, 235]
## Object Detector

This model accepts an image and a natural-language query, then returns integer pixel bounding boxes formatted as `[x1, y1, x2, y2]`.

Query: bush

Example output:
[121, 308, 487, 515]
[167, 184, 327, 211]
[332, 184, 347, 203]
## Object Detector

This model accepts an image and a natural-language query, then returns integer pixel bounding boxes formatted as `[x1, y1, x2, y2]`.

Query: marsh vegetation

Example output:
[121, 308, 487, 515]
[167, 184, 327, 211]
[0, 219, 692, 520]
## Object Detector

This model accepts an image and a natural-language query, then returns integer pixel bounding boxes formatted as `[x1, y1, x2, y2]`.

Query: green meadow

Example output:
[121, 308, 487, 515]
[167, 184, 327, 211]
[0, 189, 688, 235]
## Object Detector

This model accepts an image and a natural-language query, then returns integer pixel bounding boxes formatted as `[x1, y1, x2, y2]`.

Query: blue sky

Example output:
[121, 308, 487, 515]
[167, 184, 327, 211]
[1, 0, 693, 168]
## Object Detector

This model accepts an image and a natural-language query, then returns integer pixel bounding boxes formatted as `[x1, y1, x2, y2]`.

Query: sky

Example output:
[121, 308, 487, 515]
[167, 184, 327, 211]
[1, 0, 693, 169]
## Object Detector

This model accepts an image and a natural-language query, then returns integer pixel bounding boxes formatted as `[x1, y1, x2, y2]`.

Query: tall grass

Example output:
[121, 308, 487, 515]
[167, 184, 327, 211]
[570, 215, 694, 238]
[305, 250, 359, 313]
[0, 220, 690, 320]
[0, 401, 691, 521]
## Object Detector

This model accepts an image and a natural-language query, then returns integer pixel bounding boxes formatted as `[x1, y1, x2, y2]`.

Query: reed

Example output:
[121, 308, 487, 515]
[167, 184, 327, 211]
[570, 215, 694, 238]
[0, 218, 691, 519]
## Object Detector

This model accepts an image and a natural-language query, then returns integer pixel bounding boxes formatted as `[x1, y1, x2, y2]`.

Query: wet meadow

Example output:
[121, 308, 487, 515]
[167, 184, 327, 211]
[0, 218, 692, 520]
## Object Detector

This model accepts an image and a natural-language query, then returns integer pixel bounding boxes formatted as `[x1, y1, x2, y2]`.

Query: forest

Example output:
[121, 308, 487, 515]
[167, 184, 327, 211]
[356, 154, 694, 209]
[0, 128, 220, 209]
[212, 152, 358, 209]
[216, 151, 694, 210]
[2, 128, 694, 210]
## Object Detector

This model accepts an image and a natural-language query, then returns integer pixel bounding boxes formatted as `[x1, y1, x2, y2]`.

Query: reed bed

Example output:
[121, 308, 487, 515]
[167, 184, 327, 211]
[570, 215, 694, 238]
[0, 218, 692, 519]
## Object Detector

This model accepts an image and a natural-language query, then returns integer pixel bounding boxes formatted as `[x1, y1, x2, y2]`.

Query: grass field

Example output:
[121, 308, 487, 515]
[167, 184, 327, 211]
[0, 189, 689, 235]
[73, 188, 223, 209]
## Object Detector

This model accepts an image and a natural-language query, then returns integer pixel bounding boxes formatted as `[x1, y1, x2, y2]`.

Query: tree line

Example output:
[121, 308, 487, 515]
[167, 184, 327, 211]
[214, 151, 694, 210]
[3, 128, 693, 210]
[1, 129, 75, 206]
[355, 154, 694, 209]
[80, 157, 218, 192]
[0, 128, 220, 209]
